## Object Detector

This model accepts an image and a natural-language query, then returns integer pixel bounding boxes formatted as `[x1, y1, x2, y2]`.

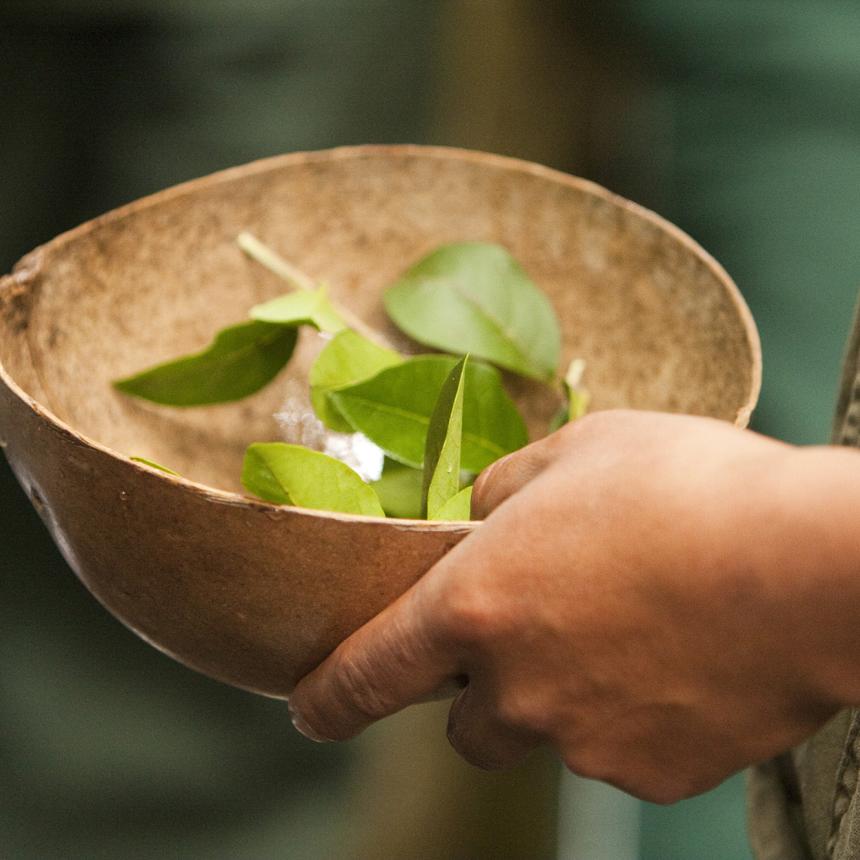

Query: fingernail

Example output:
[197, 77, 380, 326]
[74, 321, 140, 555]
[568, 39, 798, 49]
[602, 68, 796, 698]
[288, 701, 329, 743]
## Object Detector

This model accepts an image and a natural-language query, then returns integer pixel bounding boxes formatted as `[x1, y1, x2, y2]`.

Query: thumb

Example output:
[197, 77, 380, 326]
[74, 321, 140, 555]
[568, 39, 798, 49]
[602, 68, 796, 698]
[288, 583, 460, 742]
[471, 433, 562, 520]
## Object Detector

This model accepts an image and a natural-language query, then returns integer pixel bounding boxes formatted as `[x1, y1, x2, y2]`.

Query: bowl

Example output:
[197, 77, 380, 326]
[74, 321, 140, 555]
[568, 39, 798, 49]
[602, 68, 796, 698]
[0, 145, 761, 697]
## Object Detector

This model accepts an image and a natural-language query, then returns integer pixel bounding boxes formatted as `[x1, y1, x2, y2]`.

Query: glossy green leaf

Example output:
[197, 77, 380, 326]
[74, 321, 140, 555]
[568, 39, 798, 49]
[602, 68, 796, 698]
[371, 459, 424, 519]
[433, 485, 473, 521]
[384, 242, 561, 380]
[309, 330, 403, 431]
[331, 355, 527, 471]
[250, 284, 346, 333]
[113, 320, 297, 406]
[130, 456, 179, 476]
[423, 357, 467, 518]
[241, 442, 385, 517]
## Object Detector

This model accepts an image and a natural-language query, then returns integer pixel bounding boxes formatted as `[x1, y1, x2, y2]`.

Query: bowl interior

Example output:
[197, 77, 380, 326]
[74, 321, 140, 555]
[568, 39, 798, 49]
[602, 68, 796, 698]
[0, 146, 759, 496]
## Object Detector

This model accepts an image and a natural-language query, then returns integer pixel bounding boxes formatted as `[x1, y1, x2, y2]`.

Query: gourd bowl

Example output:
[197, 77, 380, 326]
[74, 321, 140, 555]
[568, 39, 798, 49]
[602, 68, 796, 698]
[0, 146, 761, 697]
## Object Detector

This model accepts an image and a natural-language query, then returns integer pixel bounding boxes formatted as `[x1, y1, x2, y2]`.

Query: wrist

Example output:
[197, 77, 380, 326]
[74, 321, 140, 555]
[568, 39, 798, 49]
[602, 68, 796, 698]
[759, 445, 860, 710]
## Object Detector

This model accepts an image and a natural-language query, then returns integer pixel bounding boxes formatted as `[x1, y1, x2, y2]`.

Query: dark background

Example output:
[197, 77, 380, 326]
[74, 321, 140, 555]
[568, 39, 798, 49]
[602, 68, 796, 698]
[2, 2, 860, 858]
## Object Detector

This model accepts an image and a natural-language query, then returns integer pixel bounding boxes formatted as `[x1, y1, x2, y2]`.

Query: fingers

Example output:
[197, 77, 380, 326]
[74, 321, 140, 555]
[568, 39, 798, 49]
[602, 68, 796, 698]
[471, 434, 561, 519]
[446, 682, 541, 770]
[288, 585, 460, 742]
[290, 429, 568, 748]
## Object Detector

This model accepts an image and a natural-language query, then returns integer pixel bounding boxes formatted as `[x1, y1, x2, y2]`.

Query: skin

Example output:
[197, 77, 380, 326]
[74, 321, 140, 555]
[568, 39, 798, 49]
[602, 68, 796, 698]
[288, 410, 860, 804]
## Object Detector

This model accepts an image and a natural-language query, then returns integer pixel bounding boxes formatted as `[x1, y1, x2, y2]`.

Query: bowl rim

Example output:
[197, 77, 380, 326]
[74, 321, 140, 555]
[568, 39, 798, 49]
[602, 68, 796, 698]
[0, 144, 762, 530]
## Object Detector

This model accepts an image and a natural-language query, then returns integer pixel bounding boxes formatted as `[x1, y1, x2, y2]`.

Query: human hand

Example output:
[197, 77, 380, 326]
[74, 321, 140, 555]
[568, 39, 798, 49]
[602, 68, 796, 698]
[289, 410, 857, 802]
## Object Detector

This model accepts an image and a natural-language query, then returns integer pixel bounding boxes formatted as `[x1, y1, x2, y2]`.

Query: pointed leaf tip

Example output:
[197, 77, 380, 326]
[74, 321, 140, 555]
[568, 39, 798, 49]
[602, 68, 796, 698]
[113, 320, 298, 406]
[423, 356, 467, 519]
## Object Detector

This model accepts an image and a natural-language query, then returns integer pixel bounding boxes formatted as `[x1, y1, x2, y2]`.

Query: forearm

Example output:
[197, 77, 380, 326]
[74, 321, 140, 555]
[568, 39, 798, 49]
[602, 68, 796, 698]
[763, 444, 860, 710]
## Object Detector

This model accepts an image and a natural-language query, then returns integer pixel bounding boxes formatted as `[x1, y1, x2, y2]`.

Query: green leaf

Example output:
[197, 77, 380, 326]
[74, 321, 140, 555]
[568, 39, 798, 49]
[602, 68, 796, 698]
[548, 405, 567, 433]
[130, 456, 179, 476]
[309, 330, 403, 431]
[250, 284, 346, 333]
[331, 355, 527, 471]
[567, 387, 590, 421]
[433, 485, 473, 521]
[550, 358, 591, 431]
[423, 357, 467, 518]
[241, 442, 385, 517]
[113, 320, 298, 406]
[371, 459, 424, 519]
[384, 242, 561, 380]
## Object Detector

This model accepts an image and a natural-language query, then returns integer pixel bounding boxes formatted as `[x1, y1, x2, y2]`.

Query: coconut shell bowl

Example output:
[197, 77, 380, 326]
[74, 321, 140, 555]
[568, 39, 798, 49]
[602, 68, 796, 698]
[0, 146, 761, 698]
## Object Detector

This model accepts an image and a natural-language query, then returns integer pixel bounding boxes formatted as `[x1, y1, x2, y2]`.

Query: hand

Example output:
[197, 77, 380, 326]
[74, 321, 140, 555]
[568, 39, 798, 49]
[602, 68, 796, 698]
[289, 410, 860, 803]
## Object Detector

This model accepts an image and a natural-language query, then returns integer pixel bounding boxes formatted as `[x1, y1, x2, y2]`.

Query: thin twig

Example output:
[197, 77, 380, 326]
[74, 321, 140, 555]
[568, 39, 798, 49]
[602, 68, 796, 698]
[237, 231, 317, 291]
[237, 231, 395, 349]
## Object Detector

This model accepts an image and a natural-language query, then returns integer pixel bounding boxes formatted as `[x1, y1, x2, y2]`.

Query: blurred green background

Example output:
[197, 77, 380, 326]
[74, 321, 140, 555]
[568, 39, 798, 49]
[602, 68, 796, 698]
[2, 2, 859, 858]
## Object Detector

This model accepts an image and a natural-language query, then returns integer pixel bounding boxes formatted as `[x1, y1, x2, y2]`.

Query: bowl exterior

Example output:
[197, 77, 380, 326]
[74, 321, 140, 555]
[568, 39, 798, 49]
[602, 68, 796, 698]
[0, 373, 469, 697]
[0, 145, 760, 695]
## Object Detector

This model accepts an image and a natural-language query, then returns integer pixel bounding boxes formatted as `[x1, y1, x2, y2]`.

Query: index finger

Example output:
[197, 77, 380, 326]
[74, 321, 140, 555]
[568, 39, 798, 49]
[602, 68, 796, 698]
[288, 580, 462, 742]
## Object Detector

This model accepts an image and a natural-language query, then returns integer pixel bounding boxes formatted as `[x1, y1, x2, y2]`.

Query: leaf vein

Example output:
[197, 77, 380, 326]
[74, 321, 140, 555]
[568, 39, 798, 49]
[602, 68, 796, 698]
[339, 394, 506, 458]
[446, 281, 532, 367]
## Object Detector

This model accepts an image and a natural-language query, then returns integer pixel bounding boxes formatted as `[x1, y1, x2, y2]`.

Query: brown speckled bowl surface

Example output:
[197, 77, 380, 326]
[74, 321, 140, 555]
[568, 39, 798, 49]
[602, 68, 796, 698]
[0, 146, 761, 697]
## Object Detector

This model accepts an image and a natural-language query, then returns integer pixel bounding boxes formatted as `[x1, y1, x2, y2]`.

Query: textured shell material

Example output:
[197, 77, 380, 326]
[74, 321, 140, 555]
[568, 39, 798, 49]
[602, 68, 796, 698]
[0, 146, 761, 697]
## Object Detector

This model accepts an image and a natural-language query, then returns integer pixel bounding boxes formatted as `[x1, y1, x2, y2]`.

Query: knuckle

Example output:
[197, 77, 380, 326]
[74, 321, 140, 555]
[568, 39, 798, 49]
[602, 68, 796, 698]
[329, 651, 392, 721]
[438, 582, 503, 650]
[561, 737, 711, 804]
[494, 694, 546, 735]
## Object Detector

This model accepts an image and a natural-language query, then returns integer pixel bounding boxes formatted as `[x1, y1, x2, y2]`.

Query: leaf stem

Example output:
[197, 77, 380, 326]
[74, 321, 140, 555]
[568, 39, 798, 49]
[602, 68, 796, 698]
[237, 231, 316, 291]
[237, 231, 395, 349]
